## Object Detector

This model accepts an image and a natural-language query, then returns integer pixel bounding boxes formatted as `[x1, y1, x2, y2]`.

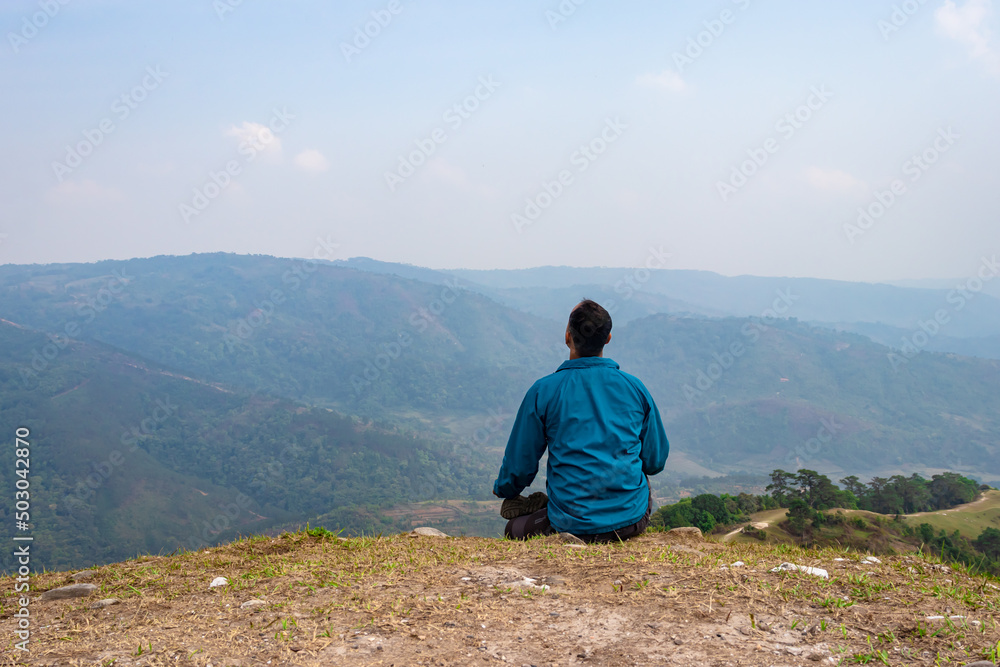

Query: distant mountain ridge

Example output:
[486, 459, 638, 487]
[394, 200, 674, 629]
[4, 253, 1000, 571]
[333, 257, 1000, 359]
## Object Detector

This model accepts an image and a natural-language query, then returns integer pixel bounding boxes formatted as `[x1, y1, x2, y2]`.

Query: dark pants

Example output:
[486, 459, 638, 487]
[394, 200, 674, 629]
[504, 483, 653, 543]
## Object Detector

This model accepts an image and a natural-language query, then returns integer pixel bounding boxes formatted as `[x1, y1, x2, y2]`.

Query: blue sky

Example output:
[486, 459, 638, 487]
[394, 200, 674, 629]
[2, 0, 998, 282]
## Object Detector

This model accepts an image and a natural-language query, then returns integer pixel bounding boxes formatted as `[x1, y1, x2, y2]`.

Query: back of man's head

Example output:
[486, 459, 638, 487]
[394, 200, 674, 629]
[568, 299, 612, 357]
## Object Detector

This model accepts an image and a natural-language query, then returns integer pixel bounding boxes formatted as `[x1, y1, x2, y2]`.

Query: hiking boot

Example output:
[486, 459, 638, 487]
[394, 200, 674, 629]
[500, 492, 548, 520]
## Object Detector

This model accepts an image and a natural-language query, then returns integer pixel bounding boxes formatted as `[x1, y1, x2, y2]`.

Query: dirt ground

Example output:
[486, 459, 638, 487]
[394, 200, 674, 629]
[4, 529, 1000, 666]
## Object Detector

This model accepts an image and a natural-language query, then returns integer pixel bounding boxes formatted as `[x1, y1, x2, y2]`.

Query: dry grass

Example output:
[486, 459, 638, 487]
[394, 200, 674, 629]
[4, 528, 1000, 666]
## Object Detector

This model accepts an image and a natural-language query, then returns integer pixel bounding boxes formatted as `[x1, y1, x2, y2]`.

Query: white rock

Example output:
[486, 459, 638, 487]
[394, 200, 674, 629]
[410, 527, 449, 538]
[770, 562, 829, 579]
[209, 577, 228, 588]
[731, 561, 745, 568]
[863, 556, 881, 564]
[505, 577, 549, 591]
[240, 599, 267, 609]
[833, 558, 846, 562]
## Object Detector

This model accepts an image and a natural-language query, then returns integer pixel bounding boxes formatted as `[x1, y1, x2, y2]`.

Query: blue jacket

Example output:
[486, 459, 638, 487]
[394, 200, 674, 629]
[493, 356, 669, 535]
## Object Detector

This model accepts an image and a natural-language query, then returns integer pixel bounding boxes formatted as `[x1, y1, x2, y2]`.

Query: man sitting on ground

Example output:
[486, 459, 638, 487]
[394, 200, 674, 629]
[493, 299, 669, 542]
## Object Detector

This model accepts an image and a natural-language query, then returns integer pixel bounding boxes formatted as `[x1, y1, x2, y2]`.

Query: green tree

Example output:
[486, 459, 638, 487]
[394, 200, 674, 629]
[692, 493, 733, 526]
[974, 527, 1000, 560]
[787, 498, 811, 536]
[766, 469, 795, 507]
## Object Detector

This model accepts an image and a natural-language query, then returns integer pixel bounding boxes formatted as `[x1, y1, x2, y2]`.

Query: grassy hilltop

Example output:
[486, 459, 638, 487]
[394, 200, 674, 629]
[6, 527, 1000, 666]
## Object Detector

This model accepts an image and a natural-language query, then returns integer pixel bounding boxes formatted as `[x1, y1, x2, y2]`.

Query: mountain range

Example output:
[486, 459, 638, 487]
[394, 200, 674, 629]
[3, 252, 1000, 570]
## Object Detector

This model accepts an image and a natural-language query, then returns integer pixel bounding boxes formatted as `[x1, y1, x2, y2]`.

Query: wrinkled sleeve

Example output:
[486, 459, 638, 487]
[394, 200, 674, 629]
[493, 383, 548, 499]
[638, 386, 669, 476]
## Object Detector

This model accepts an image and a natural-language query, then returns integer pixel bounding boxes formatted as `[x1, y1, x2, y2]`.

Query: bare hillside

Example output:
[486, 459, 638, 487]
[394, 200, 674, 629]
[4, 529, 1000, 666]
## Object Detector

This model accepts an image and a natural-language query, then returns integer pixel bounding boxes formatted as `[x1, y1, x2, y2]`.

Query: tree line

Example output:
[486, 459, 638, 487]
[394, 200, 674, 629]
[652, 468, 984, 532]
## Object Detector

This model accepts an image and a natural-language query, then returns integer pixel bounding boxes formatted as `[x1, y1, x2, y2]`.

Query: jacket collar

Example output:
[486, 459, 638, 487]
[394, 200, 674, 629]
[556, 357, 619, 372]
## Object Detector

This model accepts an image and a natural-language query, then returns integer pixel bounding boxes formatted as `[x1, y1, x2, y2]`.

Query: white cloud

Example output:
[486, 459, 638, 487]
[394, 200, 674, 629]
[935, 0, 999, 73]
[803, 167, 867, 195]
[47, 179, 125, 205]
[294, 149, 330, 172]
[636, 70, 687, 93]
[225, 121, 283, 155]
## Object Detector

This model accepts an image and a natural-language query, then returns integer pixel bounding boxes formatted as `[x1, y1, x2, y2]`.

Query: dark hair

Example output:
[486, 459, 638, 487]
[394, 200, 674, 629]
[568, 299, 612, 357]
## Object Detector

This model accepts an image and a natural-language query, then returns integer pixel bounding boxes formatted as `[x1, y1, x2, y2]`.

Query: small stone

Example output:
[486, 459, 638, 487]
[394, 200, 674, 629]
[863, 556, 881, 564]
[210, 577, 228, 588]
[673, 638, 684, 645]
[410, 527, 449, 538]
[72, 570, 97, 581]
[770, 562, 828, 579]
[40, 584, 98, 601]
[555, 532, 586, 545]
[241, 599, 267, 609]
[808, 653, 826, 662]
[89, 598, 119, 609]
[731, 561, 745, 568]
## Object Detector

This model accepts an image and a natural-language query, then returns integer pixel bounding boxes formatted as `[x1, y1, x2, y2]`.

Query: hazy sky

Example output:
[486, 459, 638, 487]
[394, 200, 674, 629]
[2, 0, 998, 282]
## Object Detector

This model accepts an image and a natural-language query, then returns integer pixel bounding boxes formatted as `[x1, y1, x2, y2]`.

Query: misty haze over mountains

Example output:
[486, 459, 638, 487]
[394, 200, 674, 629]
[2, 252, 1000, 571]
[337, 255, 1000, 359]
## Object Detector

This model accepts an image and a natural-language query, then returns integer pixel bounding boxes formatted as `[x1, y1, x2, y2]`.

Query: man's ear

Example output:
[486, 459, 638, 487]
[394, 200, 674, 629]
[606, 333, 612, 345]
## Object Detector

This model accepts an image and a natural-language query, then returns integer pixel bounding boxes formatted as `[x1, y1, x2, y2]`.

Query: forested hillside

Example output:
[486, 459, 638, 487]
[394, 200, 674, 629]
[4, 254, 1000, 571]
[0, 322, 496, 572]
